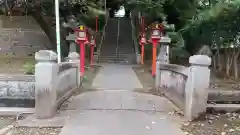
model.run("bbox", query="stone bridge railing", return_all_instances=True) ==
[35,50,80,119]
[155,55,211,121]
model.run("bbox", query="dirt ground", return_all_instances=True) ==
[211,80,240,90]
[132,65,158,94]
[82,64,101,89]
[10,127,61,135]
[182,113,240,135]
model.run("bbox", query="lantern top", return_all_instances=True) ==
[152,24,163,30]
[79,25,85,30]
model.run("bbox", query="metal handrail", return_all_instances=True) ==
[116,17,120,62]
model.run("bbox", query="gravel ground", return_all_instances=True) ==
[181,113,240,135]
[0,116,61,135]
[0,116,16,129]
[10,127,61,135]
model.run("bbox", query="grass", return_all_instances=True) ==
[0,55,35,74]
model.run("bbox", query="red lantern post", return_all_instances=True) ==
[90,36,96,65]
[140,33,147,64]
[150,24,162,76]
[75,25,88,76]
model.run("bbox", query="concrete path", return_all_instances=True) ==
[60,110,185,135]
[61,91,178,112]
[59,64,185,135]
[60,91,185,135]
[92,64,143,90]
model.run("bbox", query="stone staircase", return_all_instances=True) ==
[98,18,118,63]
[118,18,136,63]
[98,18,136,64]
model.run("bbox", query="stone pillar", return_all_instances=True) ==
[35,50,58,119]
[68,52,81,86]
[184,55,211,121]
[66,33,77,53]
[69,42,77,52]
[155,61,161,88]
[155,36,171,88]
[157,36,171,64]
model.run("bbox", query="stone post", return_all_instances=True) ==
[69,42,77,52]
[155,36,171,88]
[155,61,161,88]
[68,52,81,86]
[35,50,58,119]
[184,55,211,121]
[66,33,77,53]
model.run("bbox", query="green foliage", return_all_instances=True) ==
[127,0,167,25]
[23,62,35,75]
[77,14,106,31]
[39,0,240,58]
[128,0,189,59]
[167,32,184,48]
[180,0,240,50]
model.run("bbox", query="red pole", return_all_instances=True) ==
[96,16,98,32]
[152,40,157,76]
[141,44,144,65]
[80,42,85,76]
[90,45,94,64]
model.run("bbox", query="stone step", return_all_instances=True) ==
[99,56,134,61]
[115,48,134,51]
[98,60,129,64]
[98,57,134,61]
[100,51,134,54]
[99,56,134,59]
[99,54,133,58]
[98,59,129,64]
[98,60,133,64]
[99,55,134,58]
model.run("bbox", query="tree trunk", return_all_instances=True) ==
[226,55,231,78]
[4,0,10,16]
[212,52,217,70]
[225,48,233,78]
[216,50,222,71]
[233,48,240,80]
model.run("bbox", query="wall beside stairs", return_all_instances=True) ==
[0,16,50,56]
